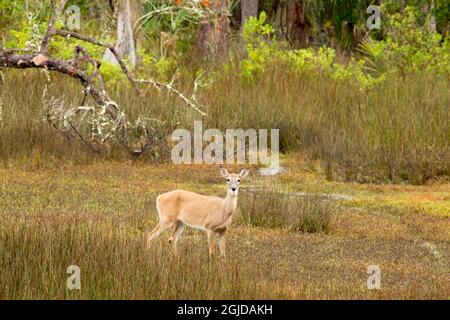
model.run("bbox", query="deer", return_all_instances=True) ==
[146,168,250,258]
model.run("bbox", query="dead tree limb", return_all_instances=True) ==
[54,28,206,115]
[41,0,69,54]
[0,0,206,156]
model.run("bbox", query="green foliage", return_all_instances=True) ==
[138,48,178,81]
[139,0,205,56]
[240,12,383,90]
[154,56,177,79]
[242,11,275,44]
[381,6,449,74]
[99,62,124,85]
[240,12,278,83]
[0,0,49,31]
[50,36,105,60]
[304,0,373,48]
[358,6,450,77]
[240,9,450,90]
[285,47,335,74]
[4,14,47,50]
[383,0,450,35]
[358,36,389,75]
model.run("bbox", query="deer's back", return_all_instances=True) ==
[157,190,223,227]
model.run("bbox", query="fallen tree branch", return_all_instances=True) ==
[54,28,206,115]
[136,78,207,117]
[0,0,207,156]
[55,29,141,94]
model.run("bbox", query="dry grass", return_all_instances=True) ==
[0,213,277,299]
[239,187,337,233]
[0,162,448,299]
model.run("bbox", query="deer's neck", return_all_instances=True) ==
[223,191,238,216]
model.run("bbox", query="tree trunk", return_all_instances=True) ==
[420,1,437,33]
[241,0,258,27]
[196,0,229,58]
[283,1,310,48]
[103,0,141,67]
[429,0,437,33]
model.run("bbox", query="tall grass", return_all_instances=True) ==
[1,211,446,300]
[0,65,448,183]
[239,187,336,233]
[205,65,449,184]
[0,213,281,299]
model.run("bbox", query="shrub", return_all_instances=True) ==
[240,12,278,83]
[361,6,450,76]
[240,13,383,90]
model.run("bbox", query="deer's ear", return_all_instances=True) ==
[219,168,228,178]
[239,169,250,178]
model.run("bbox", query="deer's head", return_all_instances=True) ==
[219,168,249,196]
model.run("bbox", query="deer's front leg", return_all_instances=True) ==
[218,234,226,258]
[207,230,215,258]
[215,227,227,258]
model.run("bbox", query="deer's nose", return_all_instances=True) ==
[231,187,236,192]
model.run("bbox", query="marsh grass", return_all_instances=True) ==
[239,187,337,233]
[1,210,447,300]
[0,65,449,183]
[0,213,283,299]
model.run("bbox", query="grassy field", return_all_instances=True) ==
[0,157,448,299]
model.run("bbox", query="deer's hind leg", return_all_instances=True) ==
[146,220,174,249]
[168,220,185,254]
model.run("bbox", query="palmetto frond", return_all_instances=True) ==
[358,35,387,75]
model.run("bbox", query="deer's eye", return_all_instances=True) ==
[237,179,240,182]
[227,179,230,182]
